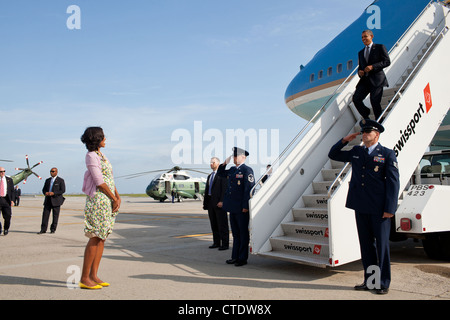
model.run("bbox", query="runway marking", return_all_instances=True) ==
[172,233,212,239]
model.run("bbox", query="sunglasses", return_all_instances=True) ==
[0,171,5,173]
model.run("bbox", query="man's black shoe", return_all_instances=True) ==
[375,287,389,295]
[354,283,370,291]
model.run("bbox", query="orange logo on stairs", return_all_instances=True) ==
[424,83,432,113]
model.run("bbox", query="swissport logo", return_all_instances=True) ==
[424,83,432,112]
[393,83,433,157]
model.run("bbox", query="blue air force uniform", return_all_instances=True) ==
[217,148,255,265]
[328,120,400,291]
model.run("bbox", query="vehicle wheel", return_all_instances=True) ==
[422,232,450,261]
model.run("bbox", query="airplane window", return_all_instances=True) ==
[347,60,353,70]
[327,67,332,77]
[318,70,323,79]
[337,63,343,73]
[310,73,315,82]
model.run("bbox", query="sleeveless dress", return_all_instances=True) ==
[84,151,118,240]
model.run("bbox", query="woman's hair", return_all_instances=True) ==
[81,127,105,152]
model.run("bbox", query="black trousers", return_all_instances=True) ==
[40,204,61,232]
[355,212,392,289]
[352,80,384,120]
[229,211,250,262]
[207,204,229,247]
[0,197,12,231]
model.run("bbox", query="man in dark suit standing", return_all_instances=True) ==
[38,167,66,234]
[352,30,391,121]
[0,167,15,235]
[328,120,400,294]
[217,147,255,266]
[203,157,229,250]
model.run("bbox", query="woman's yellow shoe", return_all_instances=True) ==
[79,282,102,290]
[96,282,110,287]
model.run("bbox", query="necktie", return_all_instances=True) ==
[365,147,369,155]
[208,172,215,195]
[0,178,5,197]
[364,46,370,62]
[50,178,55,191]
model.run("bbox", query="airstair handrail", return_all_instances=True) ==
[326,20,449,199]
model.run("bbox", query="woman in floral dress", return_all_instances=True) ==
[79,127,121,289]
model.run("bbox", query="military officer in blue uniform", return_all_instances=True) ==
[217,147,255,266]
[328,119,400,294]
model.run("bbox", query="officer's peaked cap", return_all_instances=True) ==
[359,119,385,133]
[233,147,249,156]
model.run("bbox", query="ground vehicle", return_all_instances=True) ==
[396,149,450,260]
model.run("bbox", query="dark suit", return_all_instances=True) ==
[40,176,66,233]
[217,163,255,263]
[0,176,15,233]
[353,43,391,120]
[328,139,399,289]
[203,171,229,248]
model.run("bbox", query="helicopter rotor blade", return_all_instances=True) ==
[181,169,209,175]
[0,159,13,162]
[117,166,209,179]
[32,172,43,180]
[31,161,44,169]
[25,155,30,168]
[115,169,173,179]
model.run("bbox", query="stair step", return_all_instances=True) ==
[292,207,329,223]
[321,167,349,181]
[258,251,329,268]
[330,159,345,169]
[312,181,337,194]
[302,194,329,208]
[281,221,329,241]
[270,236,330,258]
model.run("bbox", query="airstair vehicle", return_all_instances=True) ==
[249,1,450,267]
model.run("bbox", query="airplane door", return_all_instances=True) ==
[165,181,171,193]
[194,182,199,193]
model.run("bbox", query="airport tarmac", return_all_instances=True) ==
[0,196,449,302]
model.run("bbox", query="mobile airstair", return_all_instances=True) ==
[249,1,450,267]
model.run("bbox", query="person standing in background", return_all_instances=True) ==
[203,157,229,251]
[14,186,21,206]
[38,167,66,234]
[0,167,15,236]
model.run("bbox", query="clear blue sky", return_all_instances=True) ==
[0,0,373,194]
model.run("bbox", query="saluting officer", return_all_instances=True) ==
[217,147,255,266]
[328,119,400,294]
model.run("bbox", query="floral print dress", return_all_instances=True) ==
[84,152,118,240]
